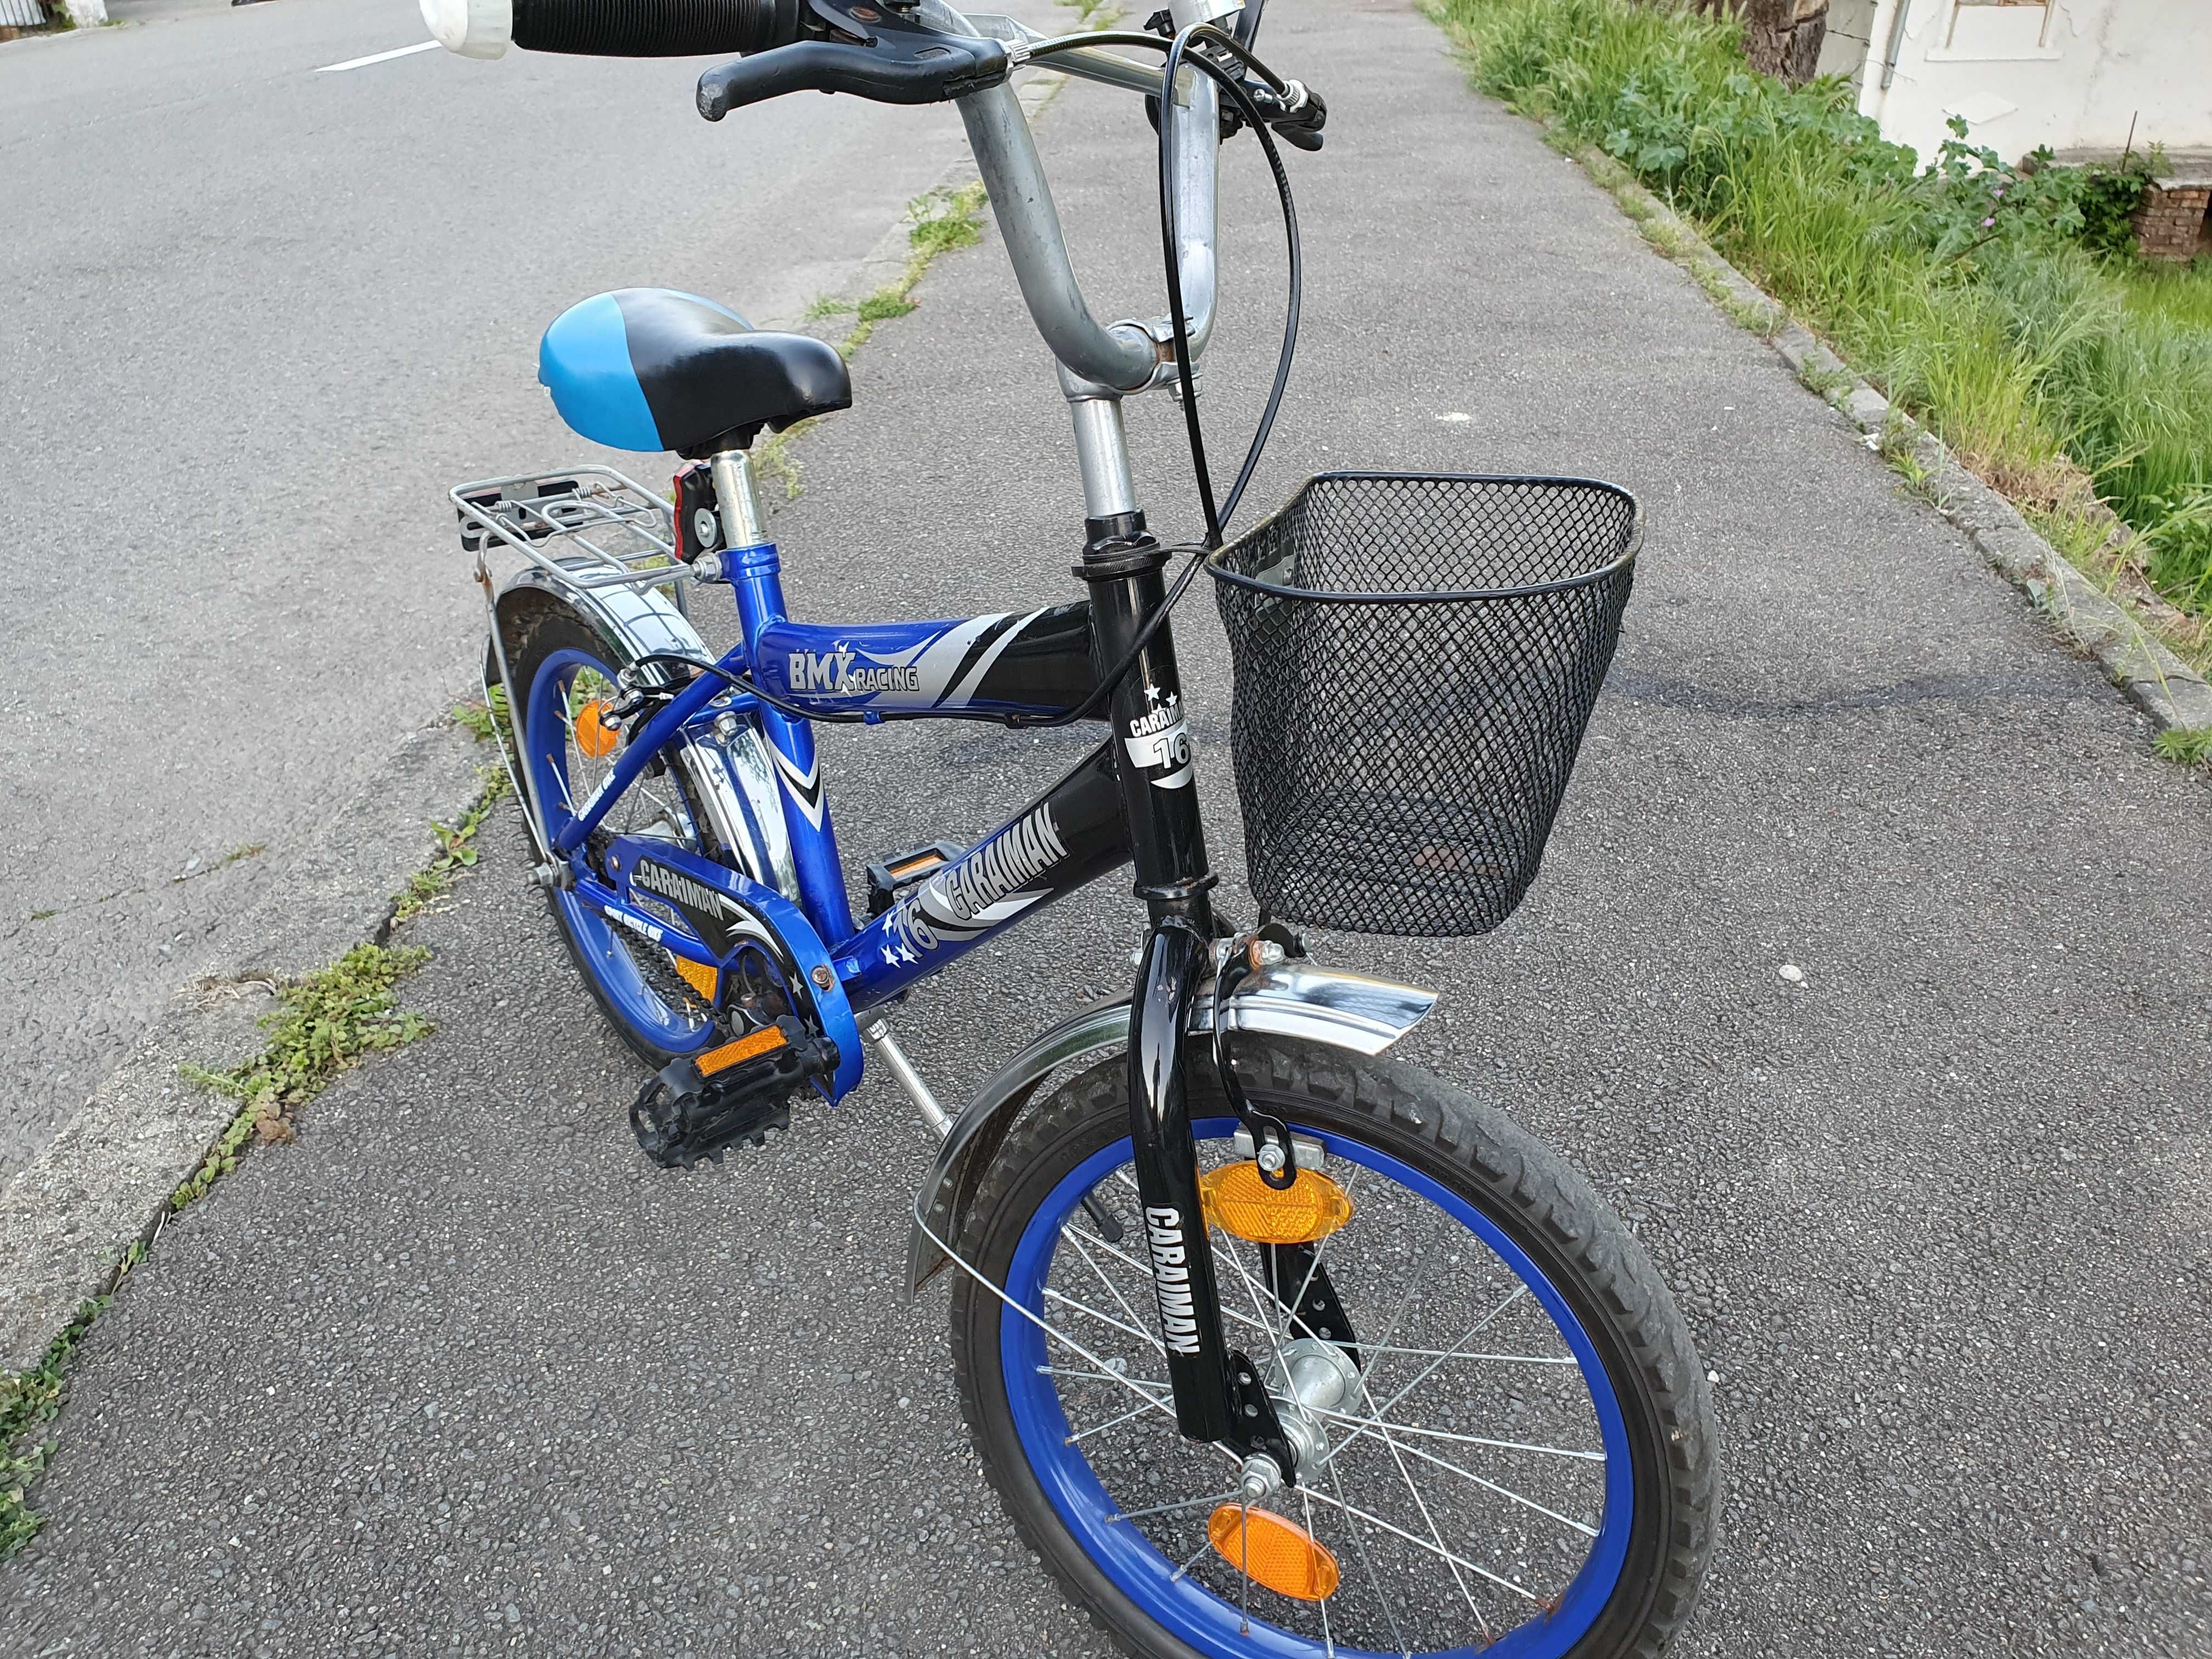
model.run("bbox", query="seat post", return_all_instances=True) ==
[709,449,771,552]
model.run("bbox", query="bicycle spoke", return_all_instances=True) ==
[1322,1436,1411,1659]
[1168,1532,1217,1585]
[1215,1228,1295,1376]
[1297,1482,1340,1658]
[1373,1284,1532,1418]
[1045,1285,1166,1353]
[1358,1250,1433,1399]
[1316,1409,1604,1462]
[1297,1479,1540,1603]
[1330,1420,1598,1537]
[1238,1495,1255,1635]
[1038,1364,1170,1395]
[1106,1488,1244,1525]
[1067,1224,1276,1340]
[1066,1230,1164,1355]
[1354,1370,1492,1638]
[1067,1396,1171,1447]
[1356,1344,1576,1366]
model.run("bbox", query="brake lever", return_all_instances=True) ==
[697,0,1009,121]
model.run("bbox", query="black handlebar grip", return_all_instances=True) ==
[510,0,804,58]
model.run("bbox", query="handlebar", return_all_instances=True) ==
[421,0,1318,400]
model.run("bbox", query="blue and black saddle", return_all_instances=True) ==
[538,288,851,458]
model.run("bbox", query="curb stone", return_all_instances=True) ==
[0,712,487,1375]
[1570,143,2212,743]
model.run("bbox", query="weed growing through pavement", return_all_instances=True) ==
[1877,415,1940,504]
[392,769,511,926]
[764,180,994,501]
[451,683,510,746]
[0,1291,109,1560]
[174,941,433,1188]
[1798,361,1855,402]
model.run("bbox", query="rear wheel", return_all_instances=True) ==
[509,607,718,1068]
[950,1040,1716,1658]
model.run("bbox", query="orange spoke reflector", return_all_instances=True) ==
[672,956,718,1001]
[696,1023,787,1077]
[1207,1505,1340,1602]
[1198,1161,1353,1246]
[574,698,620,759]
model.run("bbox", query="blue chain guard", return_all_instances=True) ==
[599,837,864,1102]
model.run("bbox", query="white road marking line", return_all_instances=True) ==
[315,40,440,73]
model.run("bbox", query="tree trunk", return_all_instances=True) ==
[1689,0,1830,84]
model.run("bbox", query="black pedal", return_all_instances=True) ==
[629,1016,840,1169]
[865,839,963,917]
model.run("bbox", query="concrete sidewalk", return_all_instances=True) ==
[7,0,2210,1653]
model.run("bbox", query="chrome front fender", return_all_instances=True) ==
[904,963,1438,1298]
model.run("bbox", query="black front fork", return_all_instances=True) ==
[1084,516,1251,1453]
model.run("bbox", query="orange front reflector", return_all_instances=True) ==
[672,956,718,1001]
[1199,1161,1353,1245]
[696,1023,787,1077]
[574,698,620,759]
[1207,1505,1339,1602]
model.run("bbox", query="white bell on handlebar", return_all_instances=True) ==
[420,0,511,58]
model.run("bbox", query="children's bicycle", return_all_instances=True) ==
[428,0,1716,1650]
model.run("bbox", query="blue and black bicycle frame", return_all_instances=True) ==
[492,471,1277,1454]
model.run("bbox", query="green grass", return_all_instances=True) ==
[391,769,511,926]
[1427,0,2212,619]
[2154,725,2212,765]
[2121,259,2212,331]
[451,683,510,745]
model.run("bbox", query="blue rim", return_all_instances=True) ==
[999,1116,1634,1659]
[524,646,714,1057]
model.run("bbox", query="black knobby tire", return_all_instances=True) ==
[948,1039,1717,1659]
[506,605,710,1070]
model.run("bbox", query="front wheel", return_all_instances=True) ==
[949,1040,1716,1658]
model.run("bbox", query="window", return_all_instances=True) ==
[1946,0,2055,53]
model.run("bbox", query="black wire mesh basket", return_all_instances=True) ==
[1206,472,1640,937]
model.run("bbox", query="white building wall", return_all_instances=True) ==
[1857,0,2212,166]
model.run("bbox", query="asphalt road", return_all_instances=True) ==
[6,0,2212,1653]
[0,0,1008,1177]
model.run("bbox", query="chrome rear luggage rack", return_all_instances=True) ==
[451,465,682,596]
